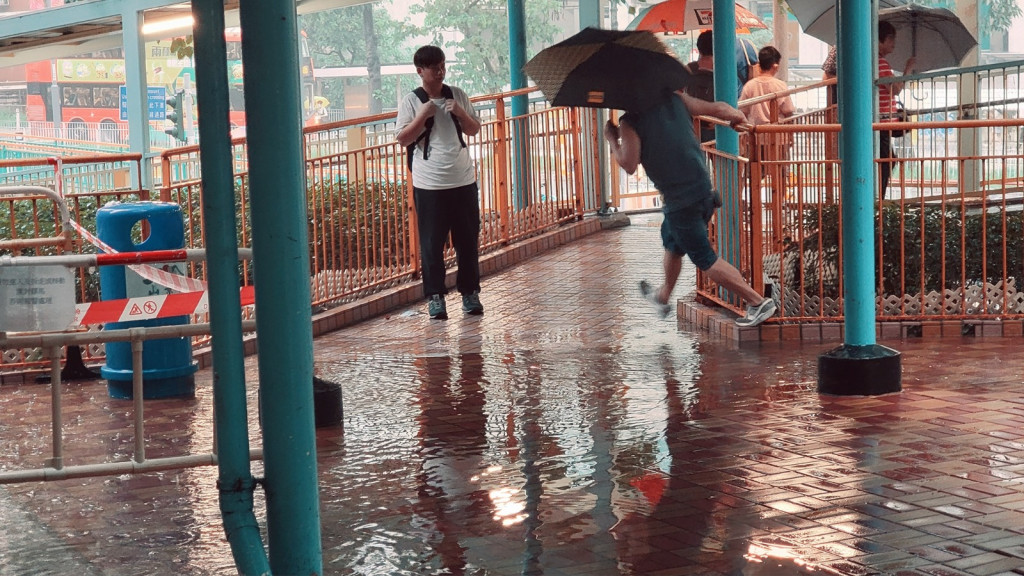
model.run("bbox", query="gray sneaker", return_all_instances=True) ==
[639,280,672,319]
[735,298,776,327]
[428,294,448,320]
[462,291,484,315]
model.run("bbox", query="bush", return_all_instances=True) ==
[798,202,1024,297]
[307,176,410,272]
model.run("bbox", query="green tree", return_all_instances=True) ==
[413,0,564,96]
[917,0,1021,33]
[300,3,418,113]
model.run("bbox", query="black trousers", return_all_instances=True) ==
[879,131,895,200]
[413,183,481,298]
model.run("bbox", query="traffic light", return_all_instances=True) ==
[165,90,187,143]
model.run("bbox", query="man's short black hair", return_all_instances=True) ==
[414,45,445,68]
[879,21,896,43]
[758,45,782,71]
[696,30,713,57]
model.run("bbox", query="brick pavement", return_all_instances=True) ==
[2,214,1024,575]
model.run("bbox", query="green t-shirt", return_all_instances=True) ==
[621,95,712,212]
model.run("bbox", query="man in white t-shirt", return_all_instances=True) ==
[396,46,483,320]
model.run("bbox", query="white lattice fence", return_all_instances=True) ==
[764,253,1024,318]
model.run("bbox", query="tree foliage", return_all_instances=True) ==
[412,0,564,96]
[919,0,1021,33]
[300,3,418,112]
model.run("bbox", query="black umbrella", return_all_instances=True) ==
[524,28,692,112]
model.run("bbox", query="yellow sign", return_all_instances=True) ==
[55,59,126,84]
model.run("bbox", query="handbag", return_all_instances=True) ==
[885,102,908,138]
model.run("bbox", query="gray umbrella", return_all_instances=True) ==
[786,0,905,44]
[879,4,977,72]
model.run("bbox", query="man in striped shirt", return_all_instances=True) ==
[878,20,916,199]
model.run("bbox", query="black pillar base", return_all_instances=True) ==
[35,345,102,384]
[62,345,102,380]
[313,376,344,428]
[818,344,902,396]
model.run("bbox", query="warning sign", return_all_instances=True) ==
[0,265,76,332]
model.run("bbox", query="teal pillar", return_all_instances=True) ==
[579,0,599,28]
[120,8,151,190]
[818,0,901,395]
[508,0,530,209]
[238,1,323,573]
[713,0,741,283]
[711,0,738,151]
[192,0,271,574]
[579,0,610,212]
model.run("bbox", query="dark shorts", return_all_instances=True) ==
[660,194,719,271]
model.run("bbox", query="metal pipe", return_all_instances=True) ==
[47,348,63,470]
[0,185,70,225]
[0,450,263,484]
[194,0,272,572]
[0,248,253,268]
[240,0,322,571]
[131,335,146,463]
[0,320,256,348]
[839,0,877,346]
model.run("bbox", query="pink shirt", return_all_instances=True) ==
[739,75,795,126]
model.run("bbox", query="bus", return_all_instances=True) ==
[23,28,322,143]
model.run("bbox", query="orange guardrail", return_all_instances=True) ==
[1,88,604,373]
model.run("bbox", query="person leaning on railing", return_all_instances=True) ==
[740,45,796,199]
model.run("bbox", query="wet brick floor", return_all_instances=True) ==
[2,214,1024,575]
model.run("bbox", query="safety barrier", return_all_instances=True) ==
[0,321,260,484]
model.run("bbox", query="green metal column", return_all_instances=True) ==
[712,0,741,282]
[579,0,609,212]
[839,0,876,347]
[238,1,323,573]
[120,8,151,190]
[508,0,530,208]
[711,0,738,150]
[818,0,901,395]
[192,0,270,574]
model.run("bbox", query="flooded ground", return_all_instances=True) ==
[3,215,1024,575]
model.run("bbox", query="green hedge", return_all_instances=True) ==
[798,202,1024,297]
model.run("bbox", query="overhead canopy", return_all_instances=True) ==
[0,0,366,67]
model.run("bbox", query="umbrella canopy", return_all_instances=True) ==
[523,28,691,112]
[879,4,977,72]
[787,0,905,44]
[626,0,767,34]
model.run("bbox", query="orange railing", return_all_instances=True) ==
[1,89,603,373]
[695,116,1024,327]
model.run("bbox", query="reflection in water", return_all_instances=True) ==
[413,353,491,575]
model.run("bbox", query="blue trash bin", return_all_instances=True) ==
[97,202,197,399]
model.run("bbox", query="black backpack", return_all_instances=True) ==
[684,62,716,143]
[407,84,466,171]
[684,62,715,103]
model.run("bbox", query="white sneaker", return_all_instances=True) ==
[735,298,776,327]
[639,280,672,319]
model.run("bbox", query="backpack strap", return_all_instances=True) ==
[407,84,467,171]
[408,87,433,170]
[441,84,466,149]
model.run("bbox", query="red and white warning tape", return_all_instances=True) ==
[73,286,256,326]
[67,218,207,293]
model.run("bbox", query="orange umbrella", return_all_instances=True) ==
[626,0,767,35]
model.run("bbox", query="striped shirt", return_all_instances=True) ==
[878,57,898,120]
